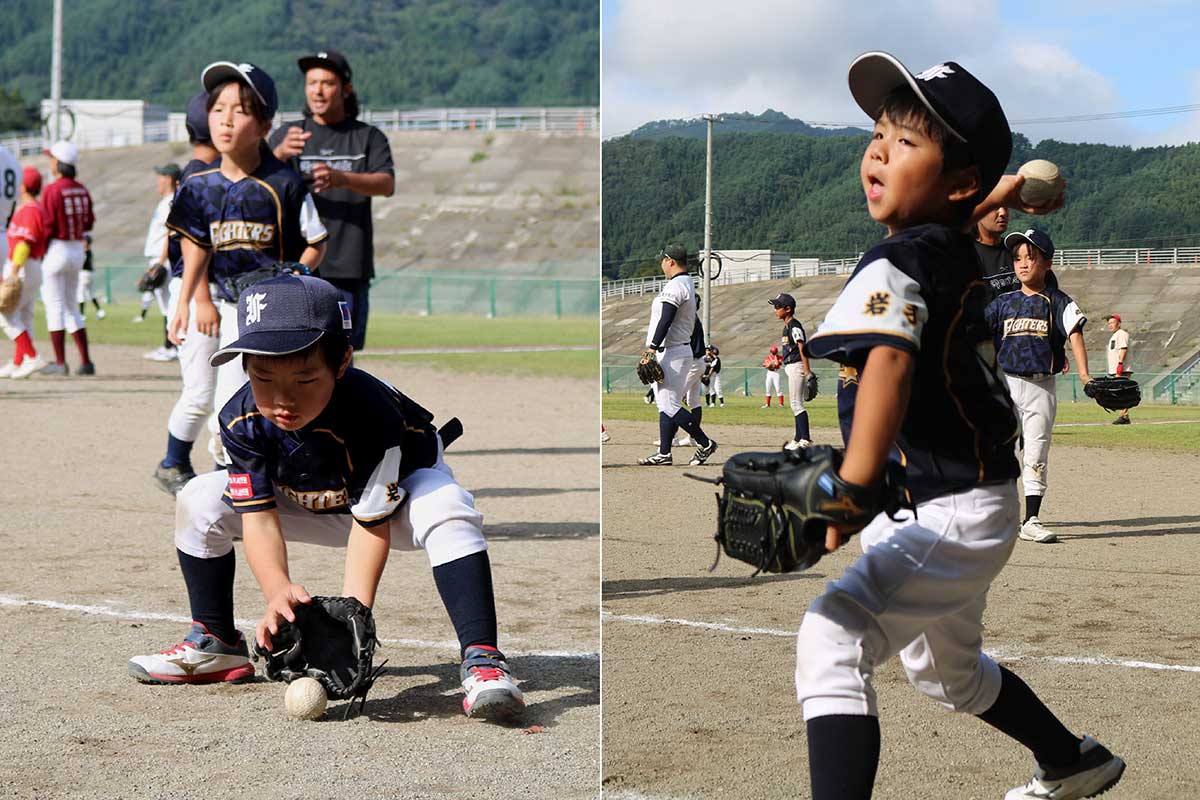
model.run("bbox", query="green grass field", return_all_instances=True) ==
[603,392,1200,453]
[25,304,598,379]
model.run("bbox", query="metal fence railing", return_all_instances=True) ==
[1,106,600,156]
[602,246,1200,299]
[603,357,1200,406]
[98,266,597,318]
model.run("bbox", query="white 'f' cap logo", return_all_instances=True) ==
[245,291,268,325]
[915,64,955,81]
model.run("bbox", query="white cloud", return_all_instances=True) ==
[603,0,1140,145]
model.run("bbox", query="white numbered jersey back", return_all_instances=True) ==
[0,146,20,228]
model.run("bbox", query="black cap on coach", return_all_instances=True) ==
[298,50,352,83]
[1004,228,1055,261]
[660,243,688,264]
[848,52,1012,201]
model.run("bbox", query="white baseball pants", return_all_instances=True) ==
[203,299,250,465]
[764,369,781,398]
[784,362,807,415]
[1,258,42,340]
[166,278,218,443]
[654,345,701,416]
[1005,374,1057,497]
[175,452,487,568]
[77,269,96,303]
[795,482,1018,720]
[40,239,86,333]
[708,373,723,397]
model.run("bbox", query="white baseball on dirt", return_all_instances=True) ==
[1017,159,1065,208]
[285,677,328,720]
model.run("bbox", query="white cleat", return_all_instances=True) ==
[1005,736,1124,799]
[9,356,48,379]
[1019,516,1058,543]
[0,362,16,378]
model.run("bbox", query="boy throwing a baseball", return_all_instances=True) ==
[796,53,1122,799]
[130,274,524,720]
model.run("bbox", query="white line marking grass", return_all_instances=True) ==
[604,611,1200,674]
[0,595,597,659]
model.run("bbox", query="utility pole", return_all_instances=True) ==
[50,0,63,142]
[702,114,719,345]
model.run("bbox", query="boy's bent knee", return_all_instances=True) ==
[174,470,239,559]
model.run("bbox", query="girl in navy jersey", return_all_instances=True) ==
[167,62,327,465]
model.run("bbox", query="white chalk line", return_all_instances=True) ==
[359,345,596,356]
[1055,418,1200,428]
[604,611,1200,674]
[0,595,597,660]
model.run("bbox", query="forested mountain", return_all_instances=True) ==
[0,0,598,131]
[625,109,862,140]
[603,128,1200,280]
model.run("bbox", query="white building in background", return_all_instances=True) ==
[39,99,168,148]
[714,249,793,283]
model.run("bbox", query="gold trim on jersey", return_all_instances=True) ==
[165,221,208,247]
[312,428,354,473]
[353,506,398,523]
[225,411,263,430]
[246,176,284,260]
[224,493,275,507]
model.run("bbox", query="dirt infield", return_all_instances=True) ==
[601,418,1200,799]
[0,345,599,799]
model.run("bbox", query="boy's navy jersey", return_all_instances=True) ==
[165,144,328,300]
[781,318,806,364]
[985,288,1085,376]
[167,158,216,279]
[708,355,721,374]
[219,368,440,528]
[806,223,1019,504]
[975,239,1058,300]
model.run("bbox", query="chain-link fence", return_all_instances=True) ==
[603,356,1200,406]
[97,266,598,318]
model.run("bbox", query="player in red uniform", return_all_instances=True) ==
[38,141,96,375]
[1,167,51,379]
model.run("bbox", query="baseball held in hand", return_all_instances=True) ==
[1017,160,1065,208]
[285,677,328,720]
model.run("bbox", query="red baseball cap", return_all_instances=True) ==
[22,166,41,194]
[1105,314,1122,322]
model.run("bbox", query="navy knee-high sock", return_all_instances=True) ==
[671,407,710,446]
[658,412,677,454]
[177,549,238,643]
[807,714,880,800]
[692,405,703,428]
[162,433,195,470]
[432,550,499,657]
[795,410,811,441]
[977,665,1081,767]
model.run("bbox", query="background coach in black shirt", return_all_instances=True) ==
[271,49,394,350]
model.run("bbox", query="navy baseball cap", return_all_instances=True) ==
[768,292,796,309]
[154,163,182,181]
[184,91,211,144]
[210,274,352,367]
[201,61,278,119]
[848,52,1012,201]
[1004,228,1055,260]
[298,50,352,83]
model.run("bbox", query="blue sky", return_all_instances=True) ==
[603,0,1200,146]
